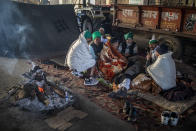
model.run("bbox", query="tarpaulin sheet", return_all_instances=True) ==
[0,0,79,58]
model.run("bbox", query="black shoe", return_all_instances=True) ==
[108,87,127,99]
[123,100,130,114]
[127,106,137,122]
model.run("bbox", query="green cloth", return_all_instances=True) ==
[124,32,133,40]
[92,31,101,40]
[149,39,158,44]
[84,30,91,39]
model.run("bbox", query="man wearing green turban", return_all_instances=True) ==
[119,32,138,58]
[124,32,133,40]
[99,27,108,44]
[84,30,92,43]
[145,39,159,68]
[84,31,104,86]
[90,31,103,59]
[92,31,101,41]
[65,30,95,78]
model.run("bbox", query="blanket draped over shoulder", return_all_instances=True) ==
[65,32,96,72]
[147,52,176,90]
[98,42,127,81]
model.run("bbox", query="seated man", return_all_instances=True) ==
[145,39,159,68]
[84,31,104,86]
[65,30,96,77]
[99,27,108,44]
[147,43,176,91]
[117,38,159,86]
[119,32,138,58]
[98,37,127,81]
[89,31,103,60]
[110,44,175,98]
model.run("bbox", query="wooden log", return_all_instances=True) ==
[47,82,65,98]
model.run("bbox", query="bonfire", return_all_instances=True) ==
[14,63,74,112]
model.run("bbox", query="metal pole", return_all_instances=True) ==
[113,0,117,25]
[83,0,86,7]
[193,0,195,7]
[185,0,189,5]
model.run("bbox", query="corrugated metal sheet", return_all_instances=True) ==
[115,5,196,36]
[183,9,196,34]
[160,8,182,31]
[141,6,159,29]
[117,6,139,27]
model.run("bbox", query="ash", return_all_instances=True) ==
[16,62,74,112]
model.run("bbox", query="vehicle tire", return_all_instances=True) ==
[82,17,93,33]
[158,36,183,59]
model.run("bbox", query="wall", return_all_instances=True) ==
[95,0,107,5]
[117,0,129,4]
[49,0,59,4]
[14,0,41,4]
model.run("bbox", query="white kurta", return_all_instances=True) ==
[66,32,96,72]
[147,52,176,90]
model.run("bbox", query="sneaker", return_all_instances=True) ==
[170,112,179,126]
[108,87,127,99]
[128,107,137,122]
[84,77,99,86]
[117,87,128,98]
[123,101,131,114]
[71,70,77,75]
[161,111,170,125]
[119,78,131,90]
[71,71,83,77]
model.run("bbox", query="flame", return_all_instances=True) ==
[38,86,44,93]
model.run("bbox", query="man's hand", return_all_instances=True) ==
[146,53,151,60]
[121,56,127,62]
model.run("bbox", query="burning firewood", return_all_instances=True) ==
[14,63,74,112]
[47,82,65,98]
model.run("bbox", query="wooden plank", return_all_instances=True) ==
[60,110,79,121]
[57,106,74,117]
[45,117,66,129]
[57,122,72,131]
[45,107,87,131]
[74,110,88,119]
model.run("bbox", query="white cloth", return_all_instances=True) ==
[151,48,157,62]
[119,78,131,90]
[147,52,176,90]
[66,32,96,72]
[101,35,108,44]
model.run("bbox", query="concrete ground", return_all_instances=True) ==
[50,56,196,131]
[0,56,135,131]
[0,56,196,131]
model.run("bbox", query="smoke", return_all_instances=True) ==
[0,0,33,75]
[0,0,33,58]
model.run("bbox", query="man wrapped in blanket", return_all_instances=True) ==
[65,30,96,77]
[109,32,143,98]
[98,37,127,81]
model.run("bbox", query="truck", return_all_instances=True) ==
[112,0,196,61]
[74,0,111,33]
